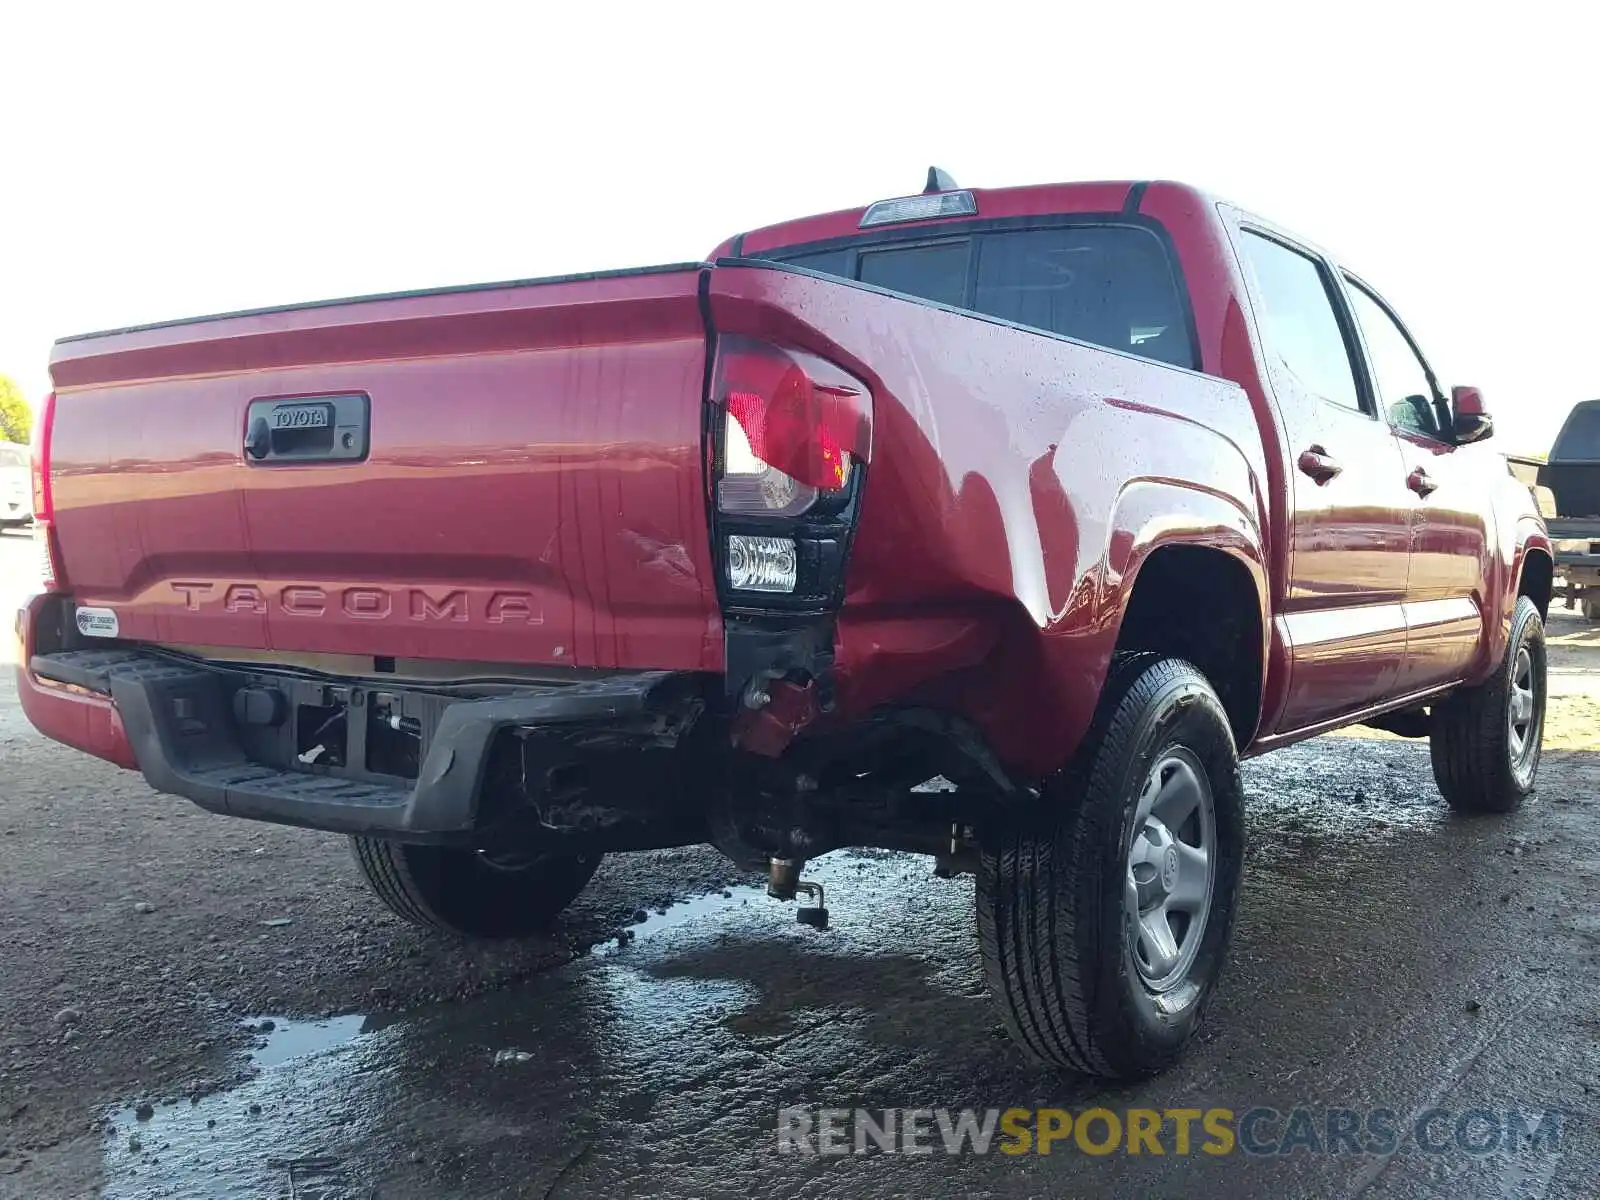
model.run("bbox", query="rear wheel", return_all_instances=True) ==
[350,837,601,938]
[1583,595,1600,623]
[976,655,1244,1079]
[1429,595,1547,813]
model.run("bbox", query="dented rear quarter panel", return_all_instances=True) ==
[708,254,1272,777]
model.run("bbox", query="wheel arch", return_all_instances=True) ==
[1517,544,1554,619]
[1108,516,1270,752]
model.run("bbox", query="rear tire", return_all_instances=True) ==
[1429,596,1546,813]
[350,837,601,938]
[976,655,1245,1079]
[1583,596,1600,623]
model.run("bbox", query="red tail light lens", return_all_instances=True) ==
[714,337,871,514]
[31,391,54,520]
[31,390,65,592]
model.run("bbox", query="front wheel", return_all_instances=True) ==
[976,655,1244,1079]
[1429,595,1547,813]
[350,838,601,938]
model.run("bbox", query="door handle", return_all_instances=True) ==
[1297,446,1342,484]
[1407,467,1439,497]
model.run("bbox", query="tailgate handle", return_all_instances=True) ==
[244,394,370,465]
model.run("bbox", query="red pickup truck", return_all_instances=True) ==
[16,173,1551,1079]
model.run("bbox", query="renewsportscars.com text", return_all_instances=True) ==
[776,1106,1565,1157]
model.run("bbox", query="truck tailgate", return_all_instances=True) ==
[46,266,721,672]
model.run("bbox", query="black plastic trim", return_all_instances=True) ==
[42,647,696,843]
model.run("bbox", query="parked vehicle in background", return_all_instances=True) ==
[1505,452,1545,497]
[1540,401,1600,620]
[0,442,34,530]
[16,173,1551,1079]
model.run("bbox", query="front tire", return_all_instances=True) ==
[1429,595,1547,813]
[350,838,601,938]
[977,655,1245,1079]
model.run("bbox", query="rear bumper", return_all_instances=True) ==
[15,594,139,770]
[1550,519,1600,572]
[17,596,700,843]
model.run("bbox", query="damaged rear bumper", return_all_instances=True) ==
[17,597,703,843]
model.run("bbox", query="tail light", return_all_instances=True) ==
[714,337,872,518]
[709,337,872,604]
[31,390,66,592]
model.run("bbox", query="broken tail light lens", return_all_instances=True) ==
[714,337,872,517]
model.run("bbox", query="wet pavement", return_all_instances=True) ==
[96,737,1599,1200]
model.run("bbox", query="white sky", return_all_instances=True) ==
[1,2,1591,455]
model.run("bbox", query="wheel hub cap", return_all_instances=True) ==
[1125,748,1217,994]
[1508,645,1540,774]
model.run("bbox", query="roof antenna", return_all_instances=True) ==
[924,166,959,194]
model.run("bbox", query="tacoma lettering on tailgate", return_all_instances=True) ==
[166,582,543,624]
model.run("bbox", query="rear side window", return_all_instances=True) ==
[975,228,1193,368]
[781,249,853,279]
[859,243,969,308]
[1238,232,1364,414]
[770,225,1196,370]
[1551,403,1600,461]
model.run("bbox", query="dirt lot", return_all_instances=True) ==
[1,529,1596,1199]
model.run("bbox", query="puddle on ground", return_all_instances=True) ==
[99,880,807,1198]
[104,1011,388,1199]
[591,883,768,957]
[244,1014,368,1069]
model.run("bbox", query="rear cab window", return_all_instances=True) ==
[766,224,1197,371]
[1551,403,1600,462]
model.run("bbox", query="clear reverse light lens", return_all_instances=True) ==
[727,535,797,593]
[860,190,977,228]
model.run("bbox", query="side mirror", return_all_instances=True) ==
[1451,385,1494,444]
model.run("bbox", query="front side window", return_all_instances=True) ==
[1238,232,1363,413]
[771,224,1196,370]
[1345,281,1443,440]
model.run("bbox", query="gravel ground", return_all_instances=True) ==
[1,529,1596,1198]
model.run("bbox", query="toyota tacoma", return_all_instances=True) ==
[15,172,1552,1078]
